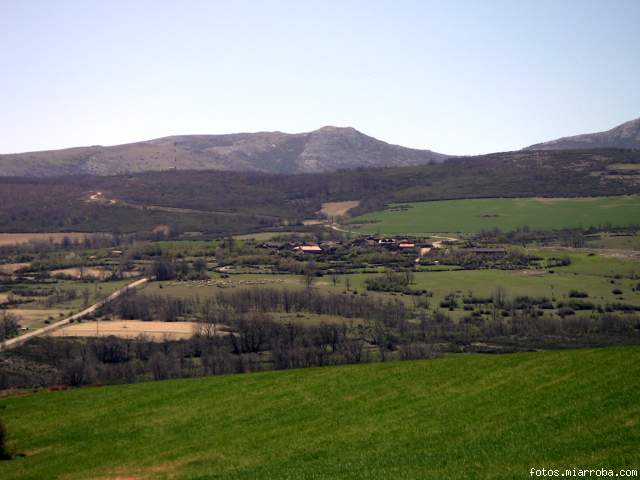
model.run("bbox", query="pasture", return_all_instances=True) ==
[136,250,640,322]
[348,196,640,234]
[339,268,639,316]
[1,347,638,479]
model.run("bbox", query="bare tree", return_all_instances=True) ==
[303,260,317,289]
[195,298,219,339]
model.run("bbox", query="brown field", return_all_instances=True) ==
[0,263,30,274]
[0,232,97,247]
[320,200,360,218]
[51,320,202,341]
[51,267,110,280]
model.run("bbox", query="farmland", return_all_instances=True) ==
[51,320,200,341]
[1,192,640,414]
[1,346,639,479]
[135,250,640,322]
[348,196,640,234]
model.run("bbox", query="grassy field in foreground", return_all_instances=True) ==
[1,347,639,479]
[348,196,640,234]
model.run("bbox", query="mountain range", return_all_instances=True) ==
[525,117,640,151]
[1,117,638,177]
[0,126,446,177]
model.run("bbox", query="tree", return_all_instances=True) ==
[196,298,219,339]
[303,260,317,289]
[0,313,20,341]
[150,257,176,281]
[82,288,91,307]
[0,418,11,460]
[493,286,507,309]
[193,258,208,279]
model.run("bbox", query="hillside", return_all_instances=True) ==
[0,127,446,177]
[1,147,638,235]
[525,117,640,151]
[1,347,638,479]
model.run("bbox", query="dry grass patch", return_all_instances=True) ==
[0,232,98,246]
[320,200,360,218]
[0,263,30,274]
[51,267,111,280]
[51,320,202,341]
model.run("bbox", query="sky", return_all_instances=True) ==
[1,0,639,156]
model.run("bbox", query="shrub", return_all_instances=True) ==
[567,300,595,311]
[558,307,575,317]
[569,290,589,298]
[612,289,623,295]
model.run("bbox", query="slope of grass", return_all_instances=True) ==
[1,347,639,479]
[349,196,640,234]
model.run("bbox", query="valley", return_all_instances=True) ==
[3,3,639,478]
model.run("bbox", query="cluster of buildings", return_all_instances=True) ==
[288,237,507,259]
[292,237,426,255]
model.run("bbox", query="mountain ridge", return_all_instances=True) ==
[0,126,447,177]
[525,117,640,151]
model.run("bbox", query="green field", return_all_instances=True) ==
[1,347,639,479]
[348,196,640,234]
[586,233,640,250]
[336,268,639,318]
[141,250,640,320]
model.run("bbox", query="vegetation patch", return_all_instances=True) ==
[349,196,640,234]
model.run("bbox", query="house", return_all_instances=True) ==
[377,238,396,246]
[293,245,323,254]
[398,242,416,249]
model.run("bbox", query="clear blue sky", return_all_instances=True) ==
[1,0,639,155]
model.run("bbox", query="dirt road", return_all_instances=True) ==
[0,277,150,351]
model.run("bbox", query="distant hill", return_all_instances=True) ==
[525,117,640,151]
[0,126,447,177]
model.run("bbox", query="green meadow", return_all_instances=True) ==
[142,250,640,319]
[348,196,640,234]
[1,347,639,480]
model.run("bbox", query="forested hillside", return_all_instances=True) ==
[0,149,638,234]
